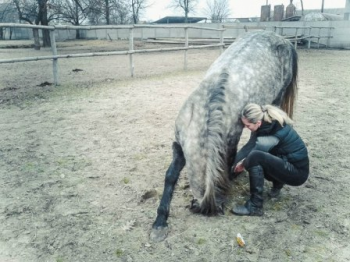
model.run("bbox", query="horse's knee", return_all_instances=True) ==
[172,141,183,155]
[173,141,185,157]
[172,142,186,169]
[165,165,179,185]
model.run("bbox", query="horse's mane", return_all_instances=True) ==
[199,72,231,214]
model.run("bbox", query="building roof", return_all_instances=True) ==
[152,16,207,24]
[297,8,345,16]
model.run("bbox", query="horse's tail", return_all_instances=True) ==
[280,43,298,119]
[198,74,231,215]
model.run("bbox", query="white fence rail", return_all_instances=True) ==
[273,25,334,48]
[0,24,225,86]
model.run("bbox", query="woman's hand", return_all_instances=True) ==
[234,159,245,173]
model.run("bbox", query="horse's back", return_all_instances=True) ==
[205,30,297,116]
[176,31,296,145]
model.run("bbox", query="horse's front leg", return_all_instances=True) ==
[150,142,186,242]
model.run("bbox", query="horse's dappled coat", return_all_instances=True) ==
[151,31,298,241]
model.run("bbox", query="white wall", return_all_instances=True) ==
[82,21,350,49]
[112,21,348,49]
[8,20,348,49]
[345,0,350,20]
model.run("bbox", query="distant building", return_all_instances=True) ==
[152,16,207,24]
[273,7,345,22]
[296,8,345,17]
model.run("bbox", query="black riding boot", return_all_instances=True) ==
[232,165,264,216]
[268,181,284,198]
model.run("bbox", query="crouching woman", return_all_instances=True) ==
[232,103,309,216]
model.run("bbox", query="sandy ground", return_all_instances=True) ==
[1,40,350,262]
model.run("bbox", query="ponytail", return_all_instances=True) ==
[242,103,293,126]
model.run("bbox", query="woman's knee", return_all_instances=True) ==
[245,150,267,168]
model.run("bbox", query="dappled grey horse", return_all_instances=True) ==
[150,31,298,241]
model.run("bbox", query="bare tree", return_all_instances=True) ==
[300,0,304,16]
[88,0,131,25]
[13,0,40,48]
[113,0,130,24]
[37,0,51,46]
[170,0,199,23]
[131,0,148,24]
[0,0,18,39]
[12,0,53,48]
[204,0,230,23]
[0,0,17,22]
[12,0,37,24]
[50,0,89,38]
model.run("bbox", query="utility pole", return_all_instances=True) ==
[321,0,325,13]
[345,0,350,20]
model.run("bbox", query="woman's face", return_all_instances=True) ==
[241,117,261,132]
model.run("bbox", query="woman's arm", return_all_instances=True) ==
[232,135,280,174]
[233,132,257,166]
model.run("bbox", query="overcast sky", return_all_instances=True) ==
[143,0,347,21]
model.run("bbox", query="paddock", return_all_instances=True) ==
[0,41,350,261]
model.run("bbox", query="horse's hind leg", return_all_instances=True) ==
[150,142,186,242]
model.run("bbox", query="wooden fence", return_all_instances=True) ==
[0,23,225,86]
[273,25,334,49]
[0,23,334,86]
[223,24,334,49]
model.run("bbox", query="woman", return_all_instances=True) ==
[232,103,309,216]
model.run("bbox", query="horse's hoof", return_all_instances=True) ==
[150,227,168,242]
[189,199,201,213]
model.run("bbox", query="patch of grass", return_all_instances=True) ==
[291,224,301,230]
[284,249,292,257]
[49,83,97,100]
[270,196,292,211]
[311,152,324,159]
[197,238,206,245]
[23,162,35,171]
[271,202,283,211]
[55,156,92,171]
[314,230,328,237]
[20,161,46,175]
[133,153,147,161]
[115,249,124,257]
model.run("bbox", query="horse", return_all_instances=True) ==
[150,31,298,242]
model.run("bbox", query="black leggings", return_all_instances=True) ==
[244,150,309,186]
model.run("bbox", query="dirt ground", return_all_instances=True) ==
[0,40,350,262]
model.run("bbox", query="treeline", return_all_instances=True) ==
[0,0,231,47]
[0,0,148,45]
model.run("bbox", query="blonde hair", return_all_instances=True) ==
[241,103,293,126]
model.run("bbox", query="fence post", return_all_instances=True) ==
[294,28,298,49]
[129,28,134,77]
[327,25,332,48]
[184,27,188,70]
[220,27,224,54]
[50,29,59,86]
